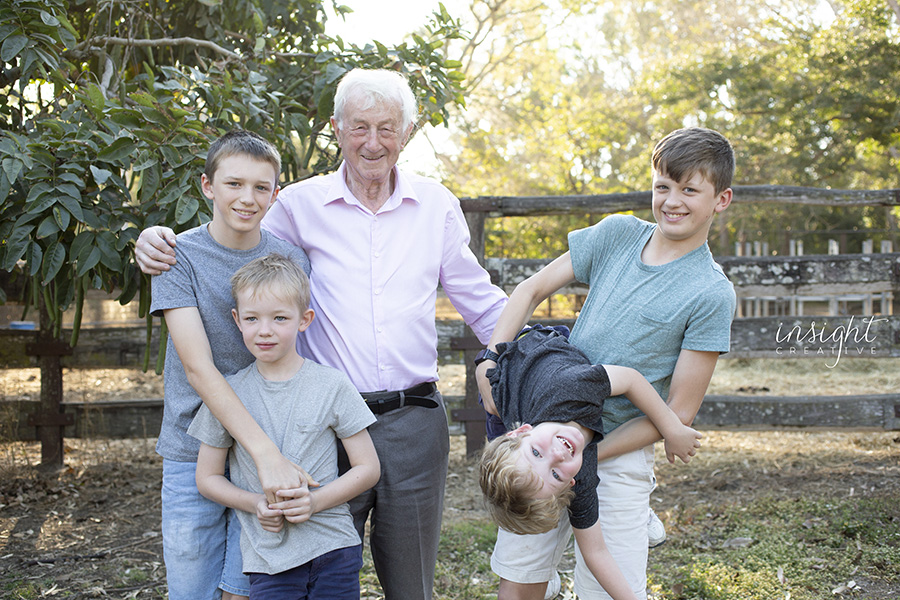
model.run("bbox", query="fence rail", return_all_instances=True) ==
[2,186,899,460]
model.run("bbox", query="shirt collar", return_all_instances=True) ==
[324,162,421,212]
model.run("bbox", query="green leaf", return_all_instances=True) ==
[25,241,43,276]
[90,165,113,185]
[58,172,85,187]
[69,231,94,262]
[1,35,28,63]
[97,137,138,163]
[52,205,71,231]
[57,183,82,199]
[2,158,22,183]
[130,91,157,108]
[0,25,17,45]
[1,226,31,269]
[40,11,61,27]
[75,246,102,277]
[42,241,66,284]
[85,83,106,114]
[56,195,85,221]
[140,162,161,202]
[36,215,59,238]
[174,195,200,224]
[95,232,122,270]
[325,63,347,84]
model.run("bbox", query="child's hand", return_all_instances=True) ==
[664,424,703,464]
[270,480,318,524]
[476,360,498,415]
[256,497,284,533]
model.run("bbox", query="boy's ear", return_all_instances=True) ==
[232,308,242,330]
[506,424,533,438]
[267,185,280,209]
[297,308,315,333]
[714,188,733,213]
[200,173,215,200]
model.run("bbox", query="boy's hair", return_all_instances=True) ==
[651,127,734,194]
[204,129,281,183]
[333,68,419,133]
[479,434,575,535]
[231,253,310,313]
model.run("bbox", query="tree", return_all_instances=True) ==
[0,0,466,465]
[436,0,900,257]
[1,0,466,345]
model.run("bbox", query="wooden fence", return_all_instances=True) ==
[1,185,899,460]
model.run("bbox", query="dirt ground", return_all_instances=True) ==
[1,366,899,598]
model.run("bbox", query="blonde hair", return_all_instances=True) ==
[479,434,575,535]
[230,253,310,313]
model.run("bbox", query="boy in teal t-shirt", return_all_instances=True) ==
[477,127,737,600]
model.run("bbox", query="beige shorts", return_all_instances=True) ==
[490,512,573,584]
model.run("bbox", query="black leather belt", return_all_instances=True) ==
[361,382,438,415]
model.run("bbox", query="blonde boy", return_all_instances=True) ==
[189,254,379,599]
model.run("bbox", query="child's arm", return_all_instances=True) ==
[164,307,315,501]
[476,253,577,413]
[596,349,718,462]
[572,524,640,600]
[195,443,284,533]
[272,429,380,525]
[603,365,702,464]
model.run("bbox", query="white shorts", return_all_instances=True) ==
[490,512,573,584]
[489,446,656,598]
[574,445,656,599]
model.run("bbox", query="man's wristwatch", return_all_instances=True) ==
[474,348,501,366]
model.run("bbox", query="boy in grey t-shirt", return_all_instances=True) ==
[150,130,311,600]
[190,254,379,599]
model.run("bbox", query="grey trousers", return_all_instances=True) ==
[339,389,450,600]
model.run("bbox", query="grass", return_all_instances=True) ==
[647,495,900,600]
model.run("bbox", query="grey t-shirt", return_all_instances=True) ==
[568,214,735,434]
[150,224,311,461]
[188,359,376,575]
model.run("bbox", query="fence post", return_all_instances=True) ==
[26,304,74,467]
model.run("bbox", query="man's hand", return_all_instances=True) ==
[475,360,498,415]
[663,424,702,464]
[135,226,177,275]
[269,481,318,524]
[256,497,284,533]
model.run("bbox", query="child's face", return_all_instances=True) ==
[232,289,312,366]
[510,422,584,499]
[651,169,731,247]
[203,154,279,247]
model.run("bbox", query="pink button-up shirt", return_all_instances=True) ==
[262,163,507,393]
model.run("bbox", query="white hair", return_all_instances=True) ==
[332,68,419,132]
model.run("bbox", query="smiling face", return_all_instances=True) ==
[510,422,585,499]
[203,154,279,249]
[651,169,732,251]
[331,97,412,195]
[232,288,312,374]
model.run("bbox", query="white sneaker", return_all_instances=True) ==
[648,508,667,548]
[544,571,561,599]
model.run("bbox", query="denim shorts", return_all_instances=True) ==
[161,459,250,599]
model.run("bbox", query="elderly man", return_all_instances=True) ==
[136,68,507,600]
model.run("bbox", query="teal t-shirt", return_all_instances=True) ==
[568,214,736,434]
